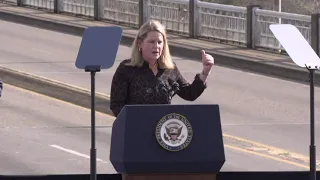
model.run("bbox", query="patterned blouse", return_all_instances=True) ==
[110,59,207,117]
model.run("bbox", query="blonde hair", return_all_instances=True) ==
[127,20,175,69]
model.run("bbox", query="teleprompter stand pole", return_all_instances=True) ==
[268,23,319,180]
[85,65,101,180]
[74,25,122,180]
[306,63,318,180]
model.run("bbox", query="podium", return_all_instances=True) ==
[109,104,225,180]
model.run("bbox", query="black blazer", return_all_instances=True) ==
[110,59,207,117]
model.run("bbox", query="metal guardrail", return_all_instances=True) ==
[1,0,320,54]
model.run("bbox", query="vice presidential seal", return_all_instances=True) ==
[155,113,193,152]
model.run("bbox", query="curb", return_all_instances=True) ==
[0,9,318,166]
[0,66,114,116]
[0,8,320,86]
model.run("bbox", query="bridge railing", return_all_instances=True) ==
[1,0,319,53]
[254,9,311,50]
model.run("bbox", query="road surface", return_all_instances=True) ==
[0,19,319,172]
[0,84,307,175]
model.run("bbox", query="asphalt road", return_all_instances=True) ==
[0,84,116,175]
[0,84,306,175]
[0,19,319,171]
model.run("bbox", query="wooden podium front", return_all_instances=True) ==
[122,173,216,180]
[109,105,225,179]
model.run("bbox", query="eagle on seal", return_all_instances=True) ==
[163,121,184,144]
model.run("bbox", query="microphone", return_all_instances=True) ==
[168,79,180,98]
[156,79,180,103]
[157,80,172,103]
[157,80,167,94]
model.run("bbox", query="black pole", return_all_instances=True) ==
[54,0,58,13]
[94,0,99,20]
[90,70,97,180]
[308,68,316,180]
[85,65,101,180]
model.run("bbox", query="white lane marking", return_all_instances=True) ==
[31,48,52,54]
[50,144,109,163]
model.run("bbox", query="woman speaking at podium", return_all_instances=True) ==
[110,20,214,117]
